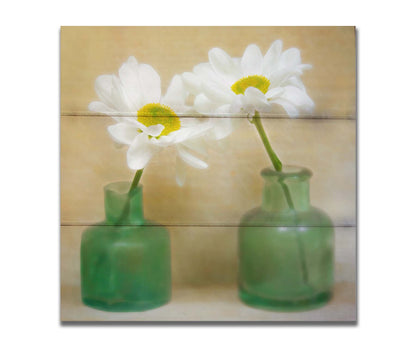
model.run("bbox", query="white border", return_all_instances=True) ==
[2,0,416,345]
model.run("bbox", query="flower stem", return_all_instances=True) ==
[251,111,309,286]
[251,111,282,172]
[128,169,143,195]
[116,169,144,225]
[251,112,294,209]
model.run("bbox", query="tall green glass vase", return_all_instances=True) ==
[80,182,171,312]
[239,166,334,311]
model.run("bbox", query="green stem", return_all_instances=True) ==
[251,112,282,172]
[252,112,294,209]
[251,111,309,285]
[128,169,143,195]
[280,180,295,210]
[116,169,144,225]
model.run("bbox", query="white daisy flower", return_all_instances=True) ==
[182,40,314,138]
[89,56,212,186]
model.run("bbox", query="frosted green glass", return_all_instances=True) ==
[81,182,171,312]
[239,167,334,311]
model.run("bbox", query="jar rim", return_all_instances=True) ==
[261,165,312,180]
[104,181,143,195]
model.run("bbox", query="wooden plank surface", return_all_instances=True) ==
[60,26,356,118]
[60,27,356,321]
[61,117,356,227]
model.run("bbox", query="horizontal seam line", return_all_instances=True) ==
[60,113,356,120]
[61,223,356,228]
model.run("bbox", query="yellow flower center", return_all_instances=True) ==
[231,75,270,95]
[137,103,181,137]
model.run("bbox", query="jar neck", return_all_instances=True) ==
[261,166,312,212]
[104,182,144,225]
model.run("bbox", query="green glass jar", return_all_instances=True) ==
[81,182,171,312]
[239,166,334,311]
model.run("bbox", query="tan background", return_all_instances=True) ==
[60,26,356,321]
[61,26,356,117]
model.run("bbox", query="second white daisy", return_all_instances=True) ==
[182,40,314,124]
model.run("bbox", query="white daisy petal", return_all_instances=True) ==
[241,44,263,76]
[182,72,201,95]
[177,145,208,169]
[145,124,164,137]
[123,117,153,133]
[279,47,302,70]
[181,136,208,155]
[110,75,134,112]
[242,87,271,116]
[163,121,211,145]
[211,117,234,140]
[118,56,143,109]
[179,117,201,128]
[153,128,191,146]
[108,122,139,145]
[284,76,306,91]
[230,95,245,115]
[263,40,283,75]
[269,68,301,88]
[202,81,234,104]
[126,133,161,170]
[272,100,299,117]
[175,155,187,187]
[270,86,314,116]
[127,119,163,137]
[280,86,314,111]
[94,75,115,108]
[171,104,192,116]
[244,87,271,109]
[193,62,217,81]
[123,117,145,128]
[194,94,221,115]
[208,47,241,82]
[88,101,116,115]
[138,64,161,104]
[162,75,186,106]
[299,63,313,72]
[266,87,285,99]
[215,104,232,118]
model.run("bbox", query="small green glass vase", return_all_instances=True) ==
[80,182,171,312]
[238,166,334,311]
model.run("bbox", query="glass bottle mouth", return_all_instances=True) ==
[261,166,312,181]
[104,181,144,224]
[104,181,142,195]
